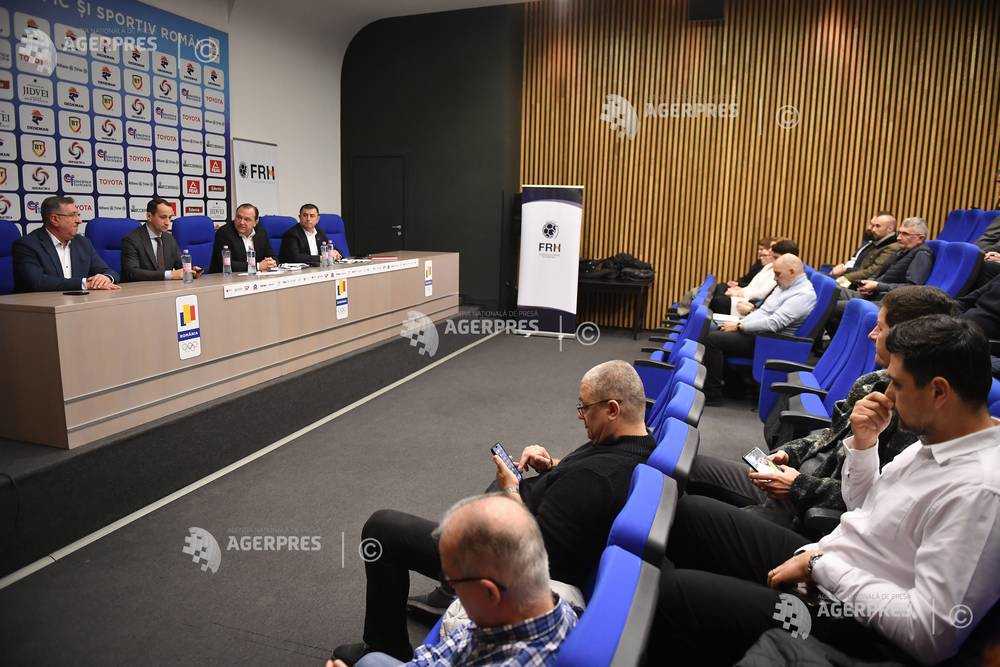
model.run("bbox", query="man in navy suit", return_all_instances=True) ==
[280,203,340,266]
[12,195,120,293]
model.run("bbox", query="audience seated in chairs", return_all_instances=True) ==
[829,212,900,285]
[836,217,933,305]
[332,360,654,664]
[642,315,999,666]
[958,274,1000,339]
[711,239,798,317]
[687,286,958,535]
[704,254,817,404]
[328,494,579,667]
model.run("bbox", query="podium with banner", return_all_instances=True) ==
[517,185,584,334]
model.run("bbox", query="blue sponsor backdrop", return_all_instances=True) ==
[0,0,230,231]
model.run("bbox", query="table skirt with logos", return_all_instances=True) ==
[0,251,459,449]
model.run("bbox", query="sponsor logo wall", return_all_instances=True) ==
[0,1,229,228]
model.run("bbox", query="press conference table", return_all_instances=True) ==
[0,251,459,449]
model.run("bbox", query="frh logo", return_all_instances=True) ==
[238,162,275,180]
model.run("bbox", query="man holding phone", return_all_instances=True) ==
[333,360,654,665]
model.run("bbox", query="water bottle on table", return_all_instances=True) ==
[247,246,257,275]
[182,249,194,283]
[222,245,232,277]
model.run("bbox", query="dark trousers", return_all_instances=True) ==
[704,330,756,398]
[709,294,733,314]
[361,510,441,659]
[687,454,799,531]
[643,495,902,665]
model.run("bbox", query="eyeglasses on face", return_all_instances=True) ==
[53,211,82,220]
[443,576,508,592]
[576,398,620,416]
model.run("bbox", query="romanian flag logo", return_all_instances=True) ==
[178,303,197,327]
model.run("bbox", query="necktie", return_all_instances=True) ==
[154,236,165,269]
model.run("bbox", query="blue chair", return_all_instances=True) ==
[726,271,838,383]
[642,356,705,425]
[259,215,296,259]
[757,299,878,420]
[85,218,140,275]
[555,545,659,667]
[649,381,705,438]
[924,240,982,297]
[0,220,21,295]
[319,213,351,257]
[645,305,711,360]
[172,216,216,271]
[936,209,973,242]
[647,416,699,491]
[607,465,678,565]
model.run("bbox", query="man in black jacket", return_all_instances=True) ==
[959,274,1000,338]
[855,217,933,298]
[121,197,202,282]
[208,203,277,273]
[279,203,340,266]
[332,360,655,665]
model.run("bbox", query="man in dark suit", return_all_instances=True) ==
[13,195,120,293]
[208,203,277,273]
[121,197,203,282]
[280,203,341,266]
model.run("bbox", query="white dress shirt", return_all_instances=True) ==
[47,229,88,289]
[730,263,777,314]
[146,224,173,279]
[241,228,255,256]
[738,272,816,335]
[304,227,318,256]
[811,423,1000,664]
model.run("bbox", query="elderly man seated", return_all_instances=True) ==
[332,360,654,664]
[329,494,579,667]
[704,254,817,403]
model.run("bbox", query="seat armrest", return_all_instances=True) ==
[803,507,843,540]
[763,359,816,373]
[648,335,675,343]
[652,325,683,335]
[779,410,832,431]
[755,332,815,345]
[769,382,828,399]
[640,346,661,354]
[634,359,675,371]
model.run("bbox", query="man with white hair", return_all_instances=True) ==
[703,253,817,403]
[332,360,654,664]
[330,494,579,666]
[854,217,933,298]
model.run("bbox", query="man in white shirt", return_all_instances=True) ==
[710,239,799,316]
[12,195,120,292]
[644,315,998,665]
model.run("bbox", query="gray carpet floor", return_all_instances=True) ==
[0,330,762,665]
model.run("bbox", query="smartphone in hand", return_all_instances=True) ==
[490,442,523,481]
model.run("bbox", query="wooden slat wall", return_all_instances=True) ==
[520,0,1000,329]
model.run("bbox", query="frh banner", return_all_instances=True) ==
[232,137,278,215]
[517,185,584,333]
[0,0,231,228]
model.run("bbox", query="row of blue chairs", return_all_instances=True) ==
[417,361,708,664]
[936,208,1000,243]
[0,214,351,293]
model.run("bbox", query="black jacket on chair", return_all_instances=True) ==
[209,222,275,273]
[279,224,333,266]
[121,224,182,281]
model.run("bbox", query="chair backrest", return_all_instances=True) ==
[796,272,837,340]
[259,215,296,258]
[607,465,678,565]
[555,545,659,667]
[651,381,705,437]
[812,297,867,386]
[25,222,43,235]
[820,300,879,411]
[0,220,21,295]
[937,209,972,242]
[647,416,700,490]
[84,218,140,275]
[172,216,216,270]
[925,241,982,297]
[319,213,351,257]
[970,210,999,242]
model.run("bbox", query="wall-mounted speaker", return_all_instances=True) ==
[688,0,724,22]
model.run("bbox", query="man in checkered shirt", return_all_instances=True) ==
[330,494,580,666]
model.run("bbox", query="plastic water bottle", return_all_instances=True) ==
[247,246,257,275]
[321,242,330,267]
[221,245,232,277]
[181,249,193,283]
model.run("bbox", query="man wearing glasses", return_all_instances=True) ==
[329,494,579,667]
[12,195,120,292]
[333,360,654,665]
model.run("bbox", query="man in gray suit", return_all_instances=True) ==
[121,197,202,282]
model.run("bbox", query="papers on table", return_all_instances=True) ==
[279,263,310,270]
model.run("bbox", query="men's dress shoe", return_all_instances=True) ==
[406,586,457,619]
[331,642,373,666]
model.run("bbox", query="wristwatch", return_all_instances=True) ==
[807,552,823,579]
